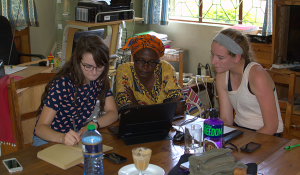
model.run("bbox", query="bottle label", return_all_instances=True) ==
[82,141,103,156]
[203,123,223,139]
[203,138,220,151]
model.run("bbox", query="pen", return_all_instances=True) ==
[72,116,78,145]
[284,143,300,150]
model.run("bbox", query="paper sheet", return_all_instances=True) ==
[5,66,27,75]
[173,116,237,141]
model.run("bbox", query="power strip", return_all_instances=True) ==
[272,63,300,69]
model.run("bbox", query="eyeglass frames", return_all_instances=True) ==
[81,62,104,72]
[134,58,158,67]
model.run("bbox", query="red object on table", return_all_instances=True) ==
[0,75,23,144]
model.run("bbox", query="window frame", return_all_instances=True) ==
[168,0,265,27]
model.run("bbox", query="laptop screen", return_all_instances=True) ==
[118,102,177,142]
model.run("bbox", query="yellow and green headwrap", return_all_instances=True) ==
[121,34,165,57]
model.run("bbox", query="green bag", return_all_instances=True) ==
[188,148,247,175]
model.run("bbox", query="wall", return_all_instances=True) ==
[29,0,224,75]
[130,1,225,75]
[141,22,224,75]
[30,0,56,60]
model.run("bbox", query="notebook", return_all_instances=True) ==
[109,102,177,145]
[37,142,113,170]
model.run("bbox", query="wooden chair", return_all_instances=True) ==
[266,69,296,139]
[7,73,56,151]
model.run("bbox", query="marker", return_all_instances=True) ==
[284,143,300,150]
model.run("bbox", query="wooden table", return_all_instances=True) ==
[227,127,289,164]
[258,139,300,174]
[0,118,290,175]
[12,65,52,78]
[0,146,83,174]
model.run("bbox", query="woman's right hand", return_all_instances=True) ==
[62,130,81,146]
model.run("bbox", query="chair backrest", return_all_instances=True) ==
[72,29,105,53]
[0,15,20,65]
[266,69,296,139]
[7,73,56,150]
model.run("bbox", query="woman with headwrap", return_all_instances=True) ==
[115,34,186,115]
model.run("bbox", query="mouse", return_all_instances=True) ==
[173,131,184,142]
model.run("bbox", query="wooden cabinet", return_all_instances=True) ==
[272,0,300,63]
[251,43,272,68]
[272,0,300,140]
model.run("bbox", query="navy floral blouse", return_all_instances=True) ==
[34,75,112,135]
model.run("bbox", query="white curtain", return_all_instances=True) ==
[262,0,273,36]
[142,0,169,25]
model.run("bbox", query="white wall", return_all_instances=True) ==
[145,22,224,75]
[30,0,56,59]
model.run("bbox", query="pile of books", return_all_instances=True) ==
[135,31,172,48]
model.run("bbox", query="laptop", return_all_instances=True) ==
[108,102,177,145]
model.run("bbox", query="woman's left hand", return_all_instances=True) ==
[124,86,139,105]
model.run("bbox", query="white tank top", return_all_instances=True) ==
[226,62,283,133]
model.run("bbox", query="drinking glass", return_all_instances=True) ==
[184,123,203,154]
[132,147,152,175]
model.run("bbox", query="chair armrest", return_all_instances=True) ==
[18,51,46,60]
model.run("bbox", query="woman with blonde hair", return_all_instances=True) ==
[212,28,283,136]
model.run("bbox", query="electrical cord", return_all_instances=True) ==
[273,55,283,64]
[197,80,217,98]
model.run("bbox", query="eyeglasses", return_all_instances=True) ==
[134,59,158,67]
[81,62,104,72]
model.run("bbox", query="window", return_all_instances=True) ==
[169,0,266,27]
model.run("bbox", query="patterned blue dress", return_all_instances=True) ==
[33,75,112,136]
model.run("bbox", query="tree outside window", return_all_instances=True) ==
[169,0,266,27]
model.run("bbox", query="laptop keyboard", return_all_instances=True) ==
[223,130,244,143]
[108,126,119,134]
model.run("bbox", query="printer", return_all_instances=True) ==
[75,0,133,23]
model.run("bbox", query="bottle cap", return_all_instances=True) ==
[87,124,95,130]
[209,108,219,118]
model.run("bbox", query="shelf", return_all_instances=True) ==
[61,17,144,66]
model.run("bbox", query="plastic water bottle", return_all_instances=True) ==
[82,124,104,175]
[203,108,224,152]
